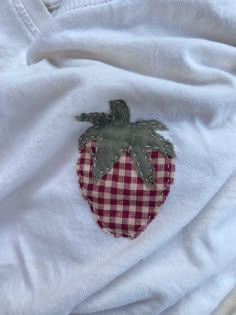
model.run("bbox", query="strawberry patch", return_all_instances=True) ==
[75,100,176,239]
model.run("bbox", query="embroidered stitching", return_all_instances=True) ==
[75,100,176,239]
[12,0,40,37]
[77,141,175,239]
[75,100,176,186]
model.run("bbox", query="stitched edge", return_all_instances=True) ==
[78,156,163,239]
[55,0,114,15]
[77,143,175,239]
[76,100,176,185]
[44,0,61,12]
[12,0,40,37]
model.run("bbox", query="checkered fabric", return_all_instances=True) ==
[77,141,175,239]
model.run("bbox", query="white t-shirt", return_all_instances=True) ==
[0,0,235,314]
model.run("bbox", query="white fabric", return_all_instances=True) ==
[212,287,236,315]
[0,0,236,314]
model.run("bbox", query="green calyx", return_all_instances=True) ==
[75,100,176,185]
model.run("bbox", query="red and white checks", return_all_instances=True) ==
[77,141,175,239]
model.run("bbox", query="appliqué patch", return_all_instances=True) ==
[75,100,176,239]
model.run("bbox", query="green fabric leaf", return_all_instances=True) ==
[75,99,176,186]
[135,120,168,131]
[93,136,129,182]
[132,126,176,158]
[130,146,155,185]
[161,139,176,158]
[79,125,102,149]
[145,130,176,158]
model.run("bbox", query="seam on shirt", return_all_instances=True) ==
[12,0,40,37]
[55,0,114,15]
[44,0,61,10]
[47,2,61,10]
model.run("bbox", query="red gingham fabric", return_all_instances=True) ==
[77,141,175,239]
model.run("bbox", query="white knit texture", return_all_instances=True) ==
[0,0,236,314]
